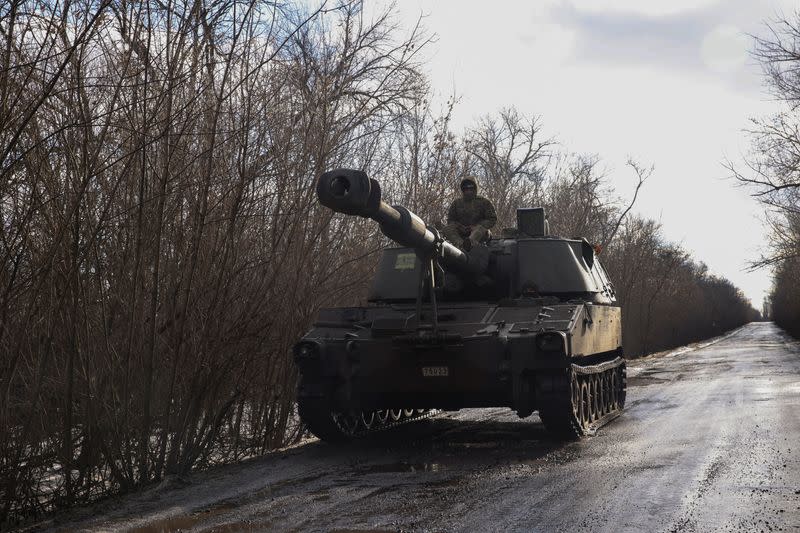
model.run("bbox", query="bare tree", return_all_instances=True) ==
[464,108,555,227]
[730,12,800,337]
[600,158,652,250]
[730,14,800,265]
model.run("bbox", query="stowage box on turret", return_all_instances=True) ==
[293,169,626,441]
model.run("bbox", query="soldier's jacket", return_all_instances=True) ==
[446,177,497,229]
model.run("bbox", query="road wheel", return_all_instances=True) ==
[580,381,592,428]
[610,371,618,410]
[616,364,627,408]
[361,411,375,430]
[335,411,361,435]
[571,371,581,421]
[601,373,611,415]
[588,377,597,422]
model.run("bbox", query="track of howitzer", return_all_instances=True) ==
[35,323,800,532]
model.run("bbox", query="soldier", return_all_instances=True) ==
[442,176,497,250]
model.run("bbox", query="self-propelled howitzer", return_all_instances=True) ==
[295,169,626,441]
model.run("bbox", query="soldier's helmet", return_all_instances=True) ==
[460,176,478,194]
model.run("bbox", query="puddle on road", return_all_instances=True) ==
[329,529,403,533]
[625,397,680,412]
[627,374,670,386]
[126,472,330,533]
[127,502,236,533]
[132,508,276,533]
[197,519,271,532]
[128,514,200,533]
[425,475,464,488]
[447,441,501,450]
[358,461,443,474]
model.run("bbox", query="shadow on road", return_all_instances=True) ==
[312,413,577,466]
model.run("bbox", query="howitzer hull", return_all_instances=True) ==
[295,299,626,440]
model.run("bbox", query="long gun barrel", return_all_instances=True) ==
[317,169,472,272]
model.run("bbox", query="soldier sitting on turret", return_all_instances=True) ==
[442,176,497,251]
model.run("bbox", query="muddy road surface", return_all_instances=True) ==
[45,322,800,532]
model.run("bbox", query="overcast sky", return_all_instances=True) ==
[377,0,798,308]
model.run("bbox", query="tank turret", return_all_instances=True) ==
[295,169,626,441]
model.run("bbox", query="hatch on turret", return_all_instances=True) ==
[517,207,549,237]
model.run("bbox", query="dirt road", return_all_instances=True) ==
[46,322,800,532]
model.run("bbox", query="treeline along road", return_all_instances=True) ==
[734,17,800,339]
[0,0,760,524]
[38,322,800,532]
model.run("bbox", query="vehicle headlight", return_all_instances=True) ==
[293,341,320,361]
